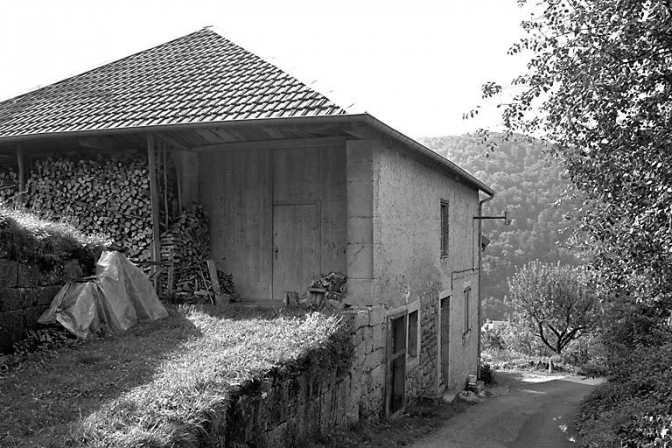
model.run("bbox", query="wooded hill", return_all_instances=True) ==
[421,134,583,321]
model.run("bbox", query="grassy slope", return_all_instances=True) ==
[0,305,342,448]
[0,205,106,268]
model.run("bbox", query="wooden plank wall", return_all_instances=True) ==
[199,143,346,300]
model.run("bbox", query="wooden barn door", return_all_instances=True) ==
[272,203,320,301]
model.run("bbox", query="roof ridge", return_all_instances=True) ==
[2,28,213,105]
[0,28,346,138]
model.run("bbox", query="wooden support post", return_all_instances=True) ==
[162,141,169,228]
[147,134,161,293]
[176,160,183,215]
[16,145,25,207]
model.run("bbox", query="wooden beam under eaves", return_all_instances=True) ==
[192,136,346,152]
[16,145,25,205]
[147,134,161,284]
[157,133,190,151]
[342,122,374,140]
[78,136,123,151]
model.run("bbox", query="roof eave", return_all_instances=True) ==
[0,113,494,195]
[356,114,495,196]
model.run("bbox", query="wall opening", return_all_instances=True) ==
[440,296,450,387]
[463,287,471,335]
[386,313,407,417]
[407,310,419,359]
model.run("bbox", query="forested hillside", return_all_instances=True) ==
[421,134,582,320]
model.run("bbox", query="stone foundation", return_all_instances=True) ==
[0,259,83,353]
[216,305,388,447]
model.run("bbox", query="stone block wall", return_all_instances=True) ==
[0,259,83,353]
[221,306,388,448]
[406,291,440,400]
[349,305,386,418]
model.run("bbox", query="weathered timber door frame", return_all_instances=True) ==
[440,296,450,389]
[385,309,408,418]
[271,200,322,301]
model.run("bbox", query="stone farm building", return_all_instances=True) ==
[0,29,494,418]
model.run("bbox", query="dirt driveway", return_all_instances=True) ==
[409,372,603,448]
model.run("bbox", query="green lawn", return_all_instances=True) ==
[0,304,341,447]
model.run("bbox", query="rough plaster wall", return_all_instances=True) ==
[374,139,481,394]
[447,270,480,391]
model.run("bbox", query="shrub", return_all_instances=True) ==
[481,325,506,351]
[576,330,672,447]
[479,363,494,385]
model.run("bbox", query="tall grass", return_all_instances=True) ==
[0,305,345,448]
[0,202,107,267]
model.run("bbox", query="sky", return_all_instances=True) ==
[0,0,531,139]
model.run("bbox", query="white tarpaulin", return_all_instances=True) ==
[38,251,168,338]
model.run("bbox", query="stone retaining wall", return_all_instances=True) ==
[0,259,82,353]
[220,305,388,447]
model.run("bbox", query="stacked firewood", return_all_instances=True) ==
[310,272,347,301]
[0,154,236,298]
[0,170,18,204]
[161,205,234,297]
[22,155,153,261]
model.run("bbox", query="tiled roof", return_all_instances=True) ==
[0,28,346,138]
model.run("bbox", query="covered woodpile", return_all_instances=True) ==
[0,152,234,299]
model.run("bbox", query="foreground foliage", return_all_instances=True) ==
[482,0,672,322]
[477,1,672,446]
[576,330,672,448]
[0,305,344,448]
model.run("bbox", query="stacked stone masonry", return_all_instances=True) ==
[0,259,82,353]
[407,291,440,400]
[222,305,389,448]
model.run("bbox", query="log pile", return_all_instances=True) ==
[23,155,153,261]
[309,272,347,301]
[0,153,235,299]
[158,205,225,296]
[161,205,234,298]
[0,170,19,204]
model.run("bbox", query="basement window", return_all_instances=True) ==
[440,200,449,258]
